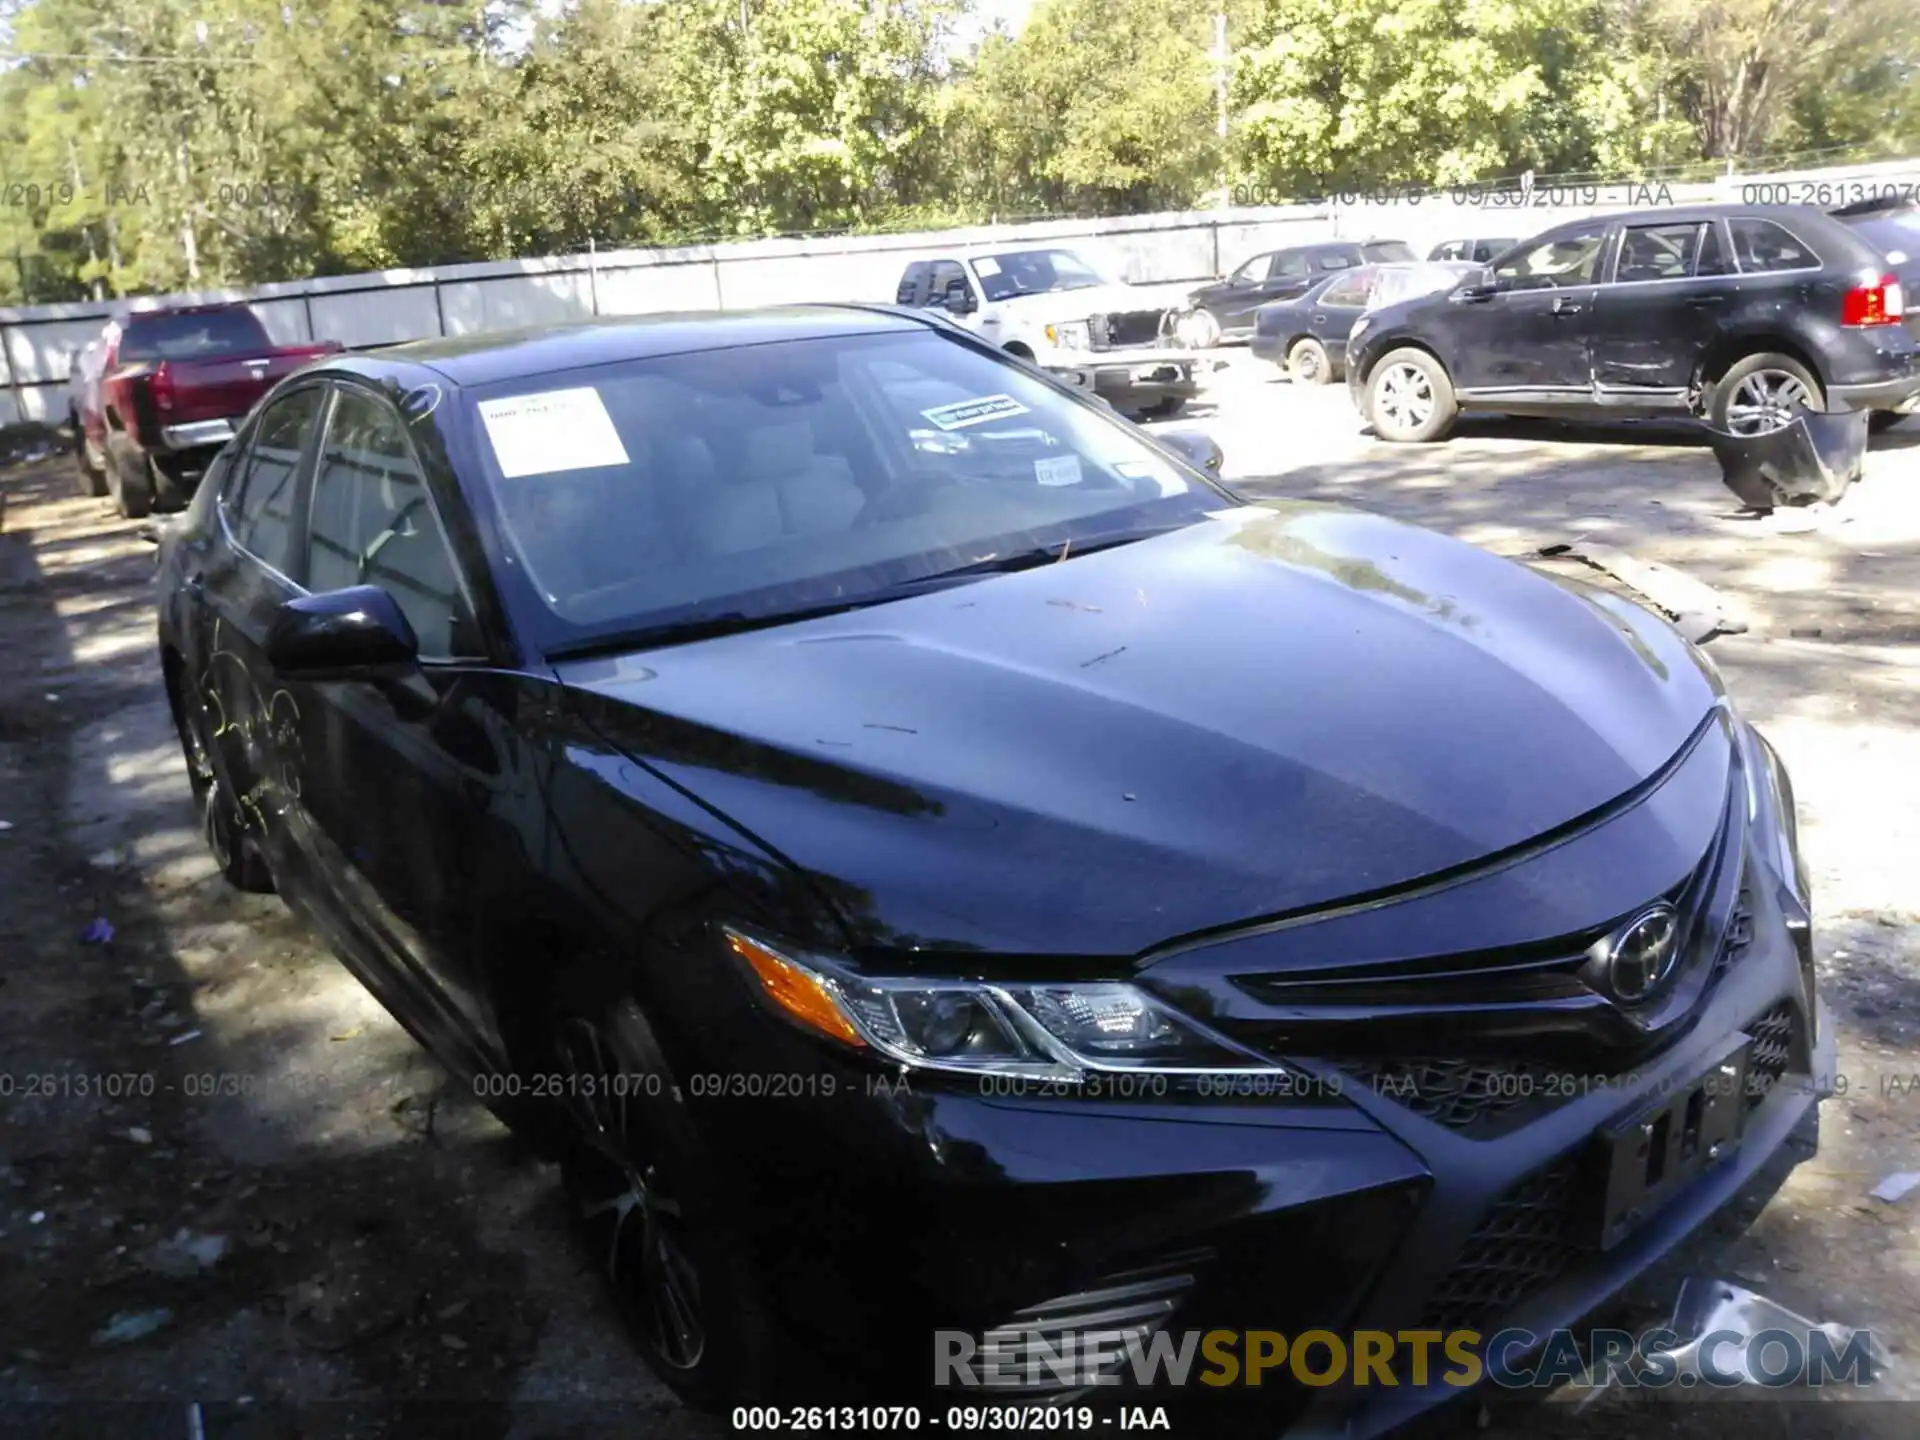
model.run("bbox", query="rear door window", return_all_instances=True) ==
[1615,223,1705,282]
[1729,218,1820,273]
[224,386,325,577]
[1318,271,1374,307]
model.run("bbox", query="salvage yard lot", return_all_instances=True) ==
[3,362,1919,1439]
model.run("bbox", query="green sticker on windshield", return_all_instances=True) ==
[920,394,1031,431]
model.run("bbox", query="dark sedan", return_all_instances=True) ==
[1180,240,1415,347]
[155,306,1829,1436]
[1251,264,1482,383]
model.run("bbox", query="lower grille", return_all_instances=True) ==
[1419,1156,1590,1335]
[977,1253,1207,1394]
[1745,1000,1797,1110]
[1710,884,1756,982]
[1338,1057,1574,1140]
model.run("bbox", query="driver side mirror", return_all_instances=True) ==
[266,585,420,682]
[1453,275,1499,303]
[943,280,977,316]
[1156,428,1224,474]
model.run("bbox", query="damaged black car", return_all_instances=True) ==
[154,305,1830,1436]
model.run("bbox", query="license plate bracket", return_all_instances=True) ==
[1594,1035,1751,1251]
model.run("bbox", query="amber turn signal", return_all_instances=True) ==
[726,929,866,1048]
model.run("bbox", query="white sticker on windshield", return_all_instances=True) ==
[477,387,630,478]
[920,394,1031,431]
[972,257,1001,277]
[1034,455,1082,487]
[1114,458,1188,497]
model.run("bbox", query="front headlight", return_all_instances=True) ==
[1044,320,1091,351]
[724,927,1298,1082]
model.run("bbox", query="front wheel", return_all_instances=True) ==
[546,969,776,1410]
[1709,353,1824,436]
[1365,348,1458,443]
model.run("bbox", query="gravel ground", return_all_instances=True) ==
[2,366,1917,1440]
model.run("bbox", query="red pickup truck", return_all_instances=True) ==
[78,303,341,517]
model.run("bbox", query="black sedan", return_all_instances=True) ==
[1250,264,1482,383]
[1249,270,1374,383]
[156,307,1829,1435]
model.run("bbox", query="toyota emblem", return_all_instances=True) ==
[1604,903,1682,1003]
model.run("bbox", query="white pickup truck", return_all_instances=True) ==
[893,247,1200,420]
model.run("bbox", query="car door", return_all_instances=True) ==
[1231,251,1314,329]
[189,383,330,885]
[1446,224,1611,394]
[1590,219,1736,402]
[1307,268,1375,352]
[281,380,513,1040]
[1208,252,1274,330]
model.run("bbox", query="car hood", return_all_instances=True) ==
[560,503,1717,960]
[994,284,1172,319]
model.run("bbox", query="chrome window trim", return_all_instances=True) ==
[217,383,331,592]
[304,378,487,665]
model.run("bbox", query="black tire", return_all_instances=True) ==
[1867,410,1905,435]
[173,681,274,893]
[1708,353,1824,435]
[1365,347,1458,443]
[110,447,154,519]
[71,415,110,498]
[1287,337,1333,386]
[544,963,777,1411]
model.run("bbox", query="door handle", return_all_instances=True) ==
[1552,297,1587,316]
[184,573,206,597]
[1686,295,1728,308]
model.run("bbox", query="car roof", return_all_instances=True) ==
[321,305,931,389]
[1534,202,1844,234]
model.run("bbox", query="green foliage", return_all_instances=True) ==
[0,0,1916,305]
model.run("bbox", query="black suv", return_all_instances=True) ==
[1182,238,1415,346]
[1345,204,1919,442]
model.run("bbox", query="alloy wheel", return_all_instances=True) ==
[1725,369,1813,436]
[1376,362,1435,435]
[553,1015,706,1372]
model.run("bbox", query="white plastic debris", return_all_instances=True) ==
[92,1307,174,1345]
[1870,1171,1920,1204]
[127,1127,153,1145]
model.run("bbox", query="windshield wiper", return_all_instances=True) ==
[905,522,1193,583]
[546,524,1194,662]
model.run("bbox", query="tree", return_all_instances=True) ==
[947,0,1223,217]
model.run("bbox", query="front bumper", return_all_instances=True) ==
[159,417,239,451]
[1050,347,1201,409]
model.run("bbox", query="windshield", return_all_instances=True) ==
[118,308,272,363]
[462,329,1231,655]
[970,250,1109,301]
